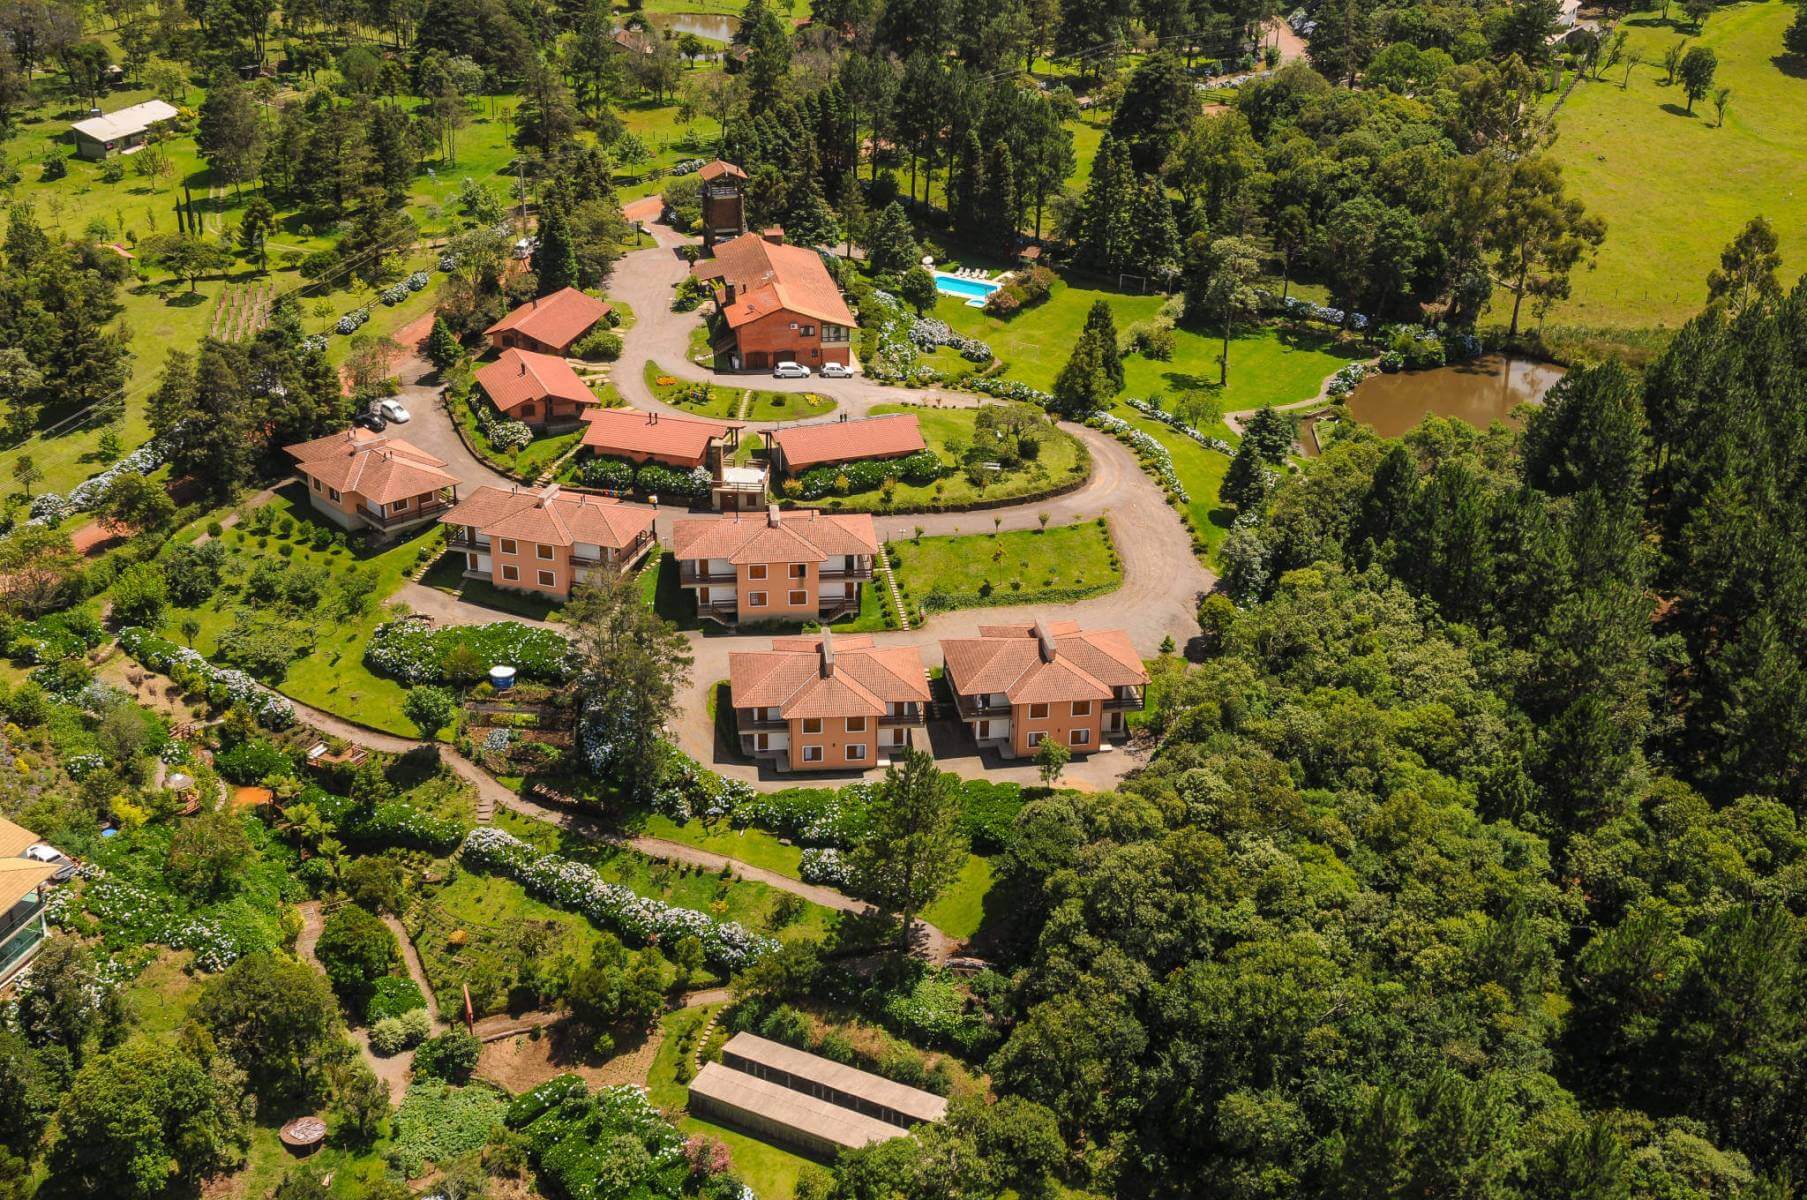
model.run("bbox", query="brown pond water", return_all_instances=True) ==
[647,11,739,41]
[1344,354,1566,439]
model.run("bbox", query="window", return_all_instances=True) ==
[802,718,823,734]
[823,324,849,343]
[1071,728,1091,747]
[755,733,769,751]
[499,538,517,555]
[1072,700,1092,716]
[391,499,408,513]
[537,544,553,560]
[845,743,866,761]
[748,564,767,580]
[522,403,536,417]
[1027,730,1045,747]
[801,324,816,336]
[802,745,823,763]
[791,563,807,578]
[845,716,866,732]
[788,589,808,606]
[1029,703,1049,720]
[538,570,555,587]
[311,477,321,491]
[328,487,340,501]
[748,591,767,607]
[502,565,519,581]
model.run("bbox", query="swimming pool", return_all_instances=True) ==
[935,272,1002,306]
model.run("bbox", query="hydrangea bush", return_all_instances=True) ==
[460,828,777,970]
[29,435,173,525]
[1124,397,1234,454]
[364,619,574,684]
[1088,413,1189,504]
[118,626,295,728]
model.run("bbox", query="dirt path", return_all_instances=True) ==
[384,911,442,1028]
[295,901,415,1104]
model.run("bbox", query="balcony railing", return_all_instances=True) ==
[1103,688,1147,711]
[878,709,924,726]
[820,565,874,582]
[446,531,488,552]
[359,491,454,529]
[952,693,1011,719]
[681,563,738,586]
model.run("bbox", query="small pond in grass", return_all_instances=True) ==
[647,11,739,41]
[1343,354,1566,439]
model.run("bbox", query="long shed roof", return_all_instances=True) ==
[689,1062,909,1151]
[71,99,178,142]
[722,1033,950,1123]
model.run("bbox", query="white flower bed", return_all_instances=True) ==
[406,270,430,291]
[29,434,173,525]
[799,847,852,888]
[117,626,295,728]
[1261,290,1370,332]
[71,874,266,972]
[459,828,777,970]
[489,419,532,452]
[1325,362,1374,399]
[970,375,1056,408]
[1089,412,1189,504]
[1124,397,1234,454]
[908,315,992,363]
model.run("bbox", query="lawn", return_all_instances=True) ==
[492,807,843,945]
[1544,1,1807,329]
[805,402,1089,512]
[138,483,432,736]
[920,855,993,941]
[889,519,1122,613]
[1108,401,1233,556]
[419,553,566,622]
[643,362,838,422]
[936,279,1364,413]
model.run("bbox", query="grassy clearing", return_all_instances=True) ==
[921,855,994,941]
[936,280,1363,412]
[492,806,842,945]
[1545,2,1807,329]
[643,362,837,422]
[141,484,430,735]
[890,519,1122,611]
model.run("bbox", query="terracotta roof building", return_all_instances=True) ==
[286,429,460,538]
[441,484,654,600]
[579,406,740,470]
[940,618,1148,759]
[484,287,612,356]
[694,231,856,371]
[698,160,749,183]
[769,414,926,474]
[0,817,60,984]
[699,160,749,249]
[475,348,599,430]
[728,630,928,770]
[688,1033,947,1158]
[671,504,878,626]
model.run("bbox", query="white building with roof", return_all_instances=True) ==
[71,99,179,160]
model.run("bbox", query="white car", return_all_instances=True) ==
[24,843,75,882]
[377,398,411,424]
[772,362,811,379]
[819,363,853,379]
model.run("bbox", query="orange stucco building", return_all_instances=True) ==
[670,505,878,626]
[940,619,1147,758]
[727,630,929,771]
[440,484,654,600]
[285,429,460,539]
[694,231,856,371]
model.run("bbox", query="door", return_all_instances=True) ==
[977,720,990,740]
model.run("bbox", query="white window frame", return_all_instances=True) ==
[537,570,555,587]
[1071,728,1091,747]
[845,743,866,761]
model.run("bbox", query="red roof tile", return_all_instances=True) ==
[694,233,856,330]
[476,348,598,415]
[580,406,738,467]
[729,631,928,719]
[284,429,460,505]
[699,160,748,182]
[940,619,1146,706]
[440,484,654,549]
[483,287,611,350]
[671,507,879,565]
[772,415,925,471]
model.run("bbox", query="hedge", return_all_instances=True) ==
[364,619,574,685]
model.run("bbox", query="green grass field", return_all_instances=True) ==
[1545,1,1807,328]
[937,280,1363,409]
[1109,400,1233,554]
[890,519,1122,611]
[138,485,430,735]
[643,362,838,422]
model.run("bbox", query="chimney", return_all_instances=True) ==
[762,226,785,246]
[820,627,835,678]
[767,503,781,528]
[518,358,526,375]
[1033,618,1056,663]
[539,484,560,505]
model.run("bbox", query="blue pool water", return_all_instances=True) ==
[935,272,1002,306]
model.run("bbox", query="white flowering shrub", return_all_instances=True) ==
[1125,397,1234,454]
[459,828,777,970]
[799,847,851,888]
[908,315,992,362]
[406,270,430,291]
[490,420,533,452]
[1325,362,1374,400]
[29,434,173,525]
[72,874,278,971]
[1088,413,1189,504]
[364,619,573,684]
[381,282,411,305]
[969,374,1056,408]
[118,627,296,728]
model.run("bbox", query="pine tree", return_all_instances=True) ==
[784,176,842,249]
[951,129,985,241]
[984,141,1017,255]
[866,201,921,272]
[426,315,464,371]
[532,201,579,296]
[1050,327,1109,418]
[1073,135,1137,274]
[1081,300,1123,392]
[1787,0,1807,57]
[1130,178,1181,282]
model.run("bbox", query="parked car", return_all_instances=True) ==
[24,844,75,882]
[819,362,853,378]
[377,398,411,424]
[772,362,811,379]
[355,410,387,432]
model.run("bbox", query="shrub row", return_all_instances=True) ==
[363,619,574,685]
[794,449,945,499]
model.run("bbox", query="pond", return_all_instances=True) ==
[646,11,739,41]
[1344,354,1565,439]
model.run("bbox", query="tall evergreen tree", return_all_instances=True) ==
[531,200,579,296]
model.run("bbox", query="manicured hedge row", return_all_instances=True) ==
[364,619,574,685]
